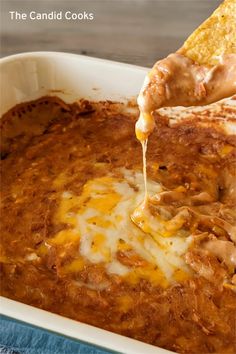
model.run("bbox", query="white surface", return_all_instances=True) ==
[0,51,148,116]
[0,52,173,354]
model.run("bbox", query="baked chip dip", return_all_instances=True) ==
[1,1,236,353]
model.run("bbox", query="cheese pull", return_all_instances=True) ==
[136,0,236,141]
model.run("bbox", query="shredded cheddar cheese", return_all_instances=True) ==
[50,169,192,285]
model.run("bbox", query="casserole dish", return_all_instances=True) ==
[0,52,173,354]
[1,52,236,354]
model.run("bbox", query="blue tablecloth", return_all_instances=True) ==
[0,315,116,354]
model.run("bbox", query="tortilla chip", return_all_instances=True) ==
[179,0,236,65]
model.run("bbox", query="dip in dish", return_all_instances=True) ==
[1,96,236,354]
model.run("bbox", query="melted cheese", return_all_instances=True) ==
[52,169,192,286]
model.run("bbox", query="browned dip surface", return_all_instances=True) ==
[1,96,236,353]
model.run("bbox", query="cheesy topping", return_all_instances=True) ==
[136,53,236,144]
[52,169,192,285]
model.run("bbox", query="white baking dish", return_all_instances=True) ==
[0,52,173,354]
